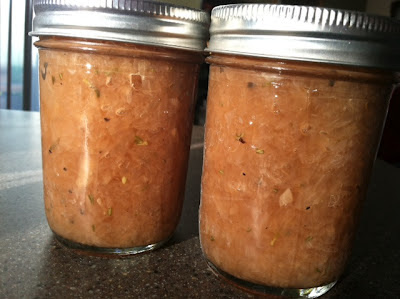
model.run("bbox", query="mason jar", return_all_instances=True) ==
[30,0,209,255]
[199,4,399,297]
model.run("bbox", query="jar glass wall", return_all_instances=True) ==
[31,0,209,255]
[37,37,203,255]
[199,54,396,296]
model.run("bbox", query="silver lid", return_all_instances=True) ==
[30,0,210,52]
[207,4,400,70]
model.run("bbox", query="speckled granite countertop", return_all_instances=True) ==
[1,110,399,298]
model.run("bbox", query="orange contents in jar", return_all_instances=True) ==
[38,38,202,249]
[200,55,393,288]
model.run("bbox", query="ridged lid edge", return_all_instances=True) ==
[207,4,400,70]
[34,0,210,24]
[211,4,400,35]
[31,0,210,52]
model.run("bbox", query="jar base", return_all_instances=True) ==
[206,260,337,298]
[54,232,170,256]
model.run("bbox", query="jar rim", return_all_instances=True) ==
[29,0,210,52]
[206,4,400,71]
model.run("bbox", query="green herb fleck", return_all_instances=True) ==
[51,76,56,85]
[316,267,322,273]
[107,208,113,216]
[49,145,55,154]
[235,133,245,144]
[41,62,48,80]
[88,194,95,205]
[256,149,265,154]
[210,235,215,241]
[261,81,271,88]
[59,73,63,80]
[92,224,96,232]
[83,79,100,98]
[48,139,60,154]
[94,88,100,98]
[306,236,313,242]
[246,227,252,232]
[134,136,148,146]
[83,79,91,86]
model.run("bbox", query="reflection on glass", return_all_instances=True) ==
[31,36,39,111]
[0,0,10,108]
[10,0,26,110]
[0,0,38,111]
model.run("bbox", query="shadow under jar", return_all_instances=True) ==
[199,4,400,298]
[30,0,209,255]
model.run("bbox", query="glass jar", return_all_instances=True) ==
[30,0,209,255]
[199,4,400,297]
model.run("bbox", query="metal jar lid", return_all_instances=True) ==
[30,0,210,52]
[207,4,400,70]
